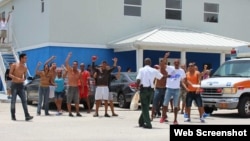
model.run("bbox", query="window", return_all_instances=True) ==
[124,0,141,17]
[165,0,182,20]
[204,3,219,23]
[41,0,44,13]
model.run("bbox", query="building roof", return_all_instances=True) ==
[108,26,250,53]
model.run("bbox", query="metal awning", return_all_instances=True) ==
[108,26,250,53]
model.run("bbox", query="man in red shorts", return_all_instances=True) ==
[78,63,91,113]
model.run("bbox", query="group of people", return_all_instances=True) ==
[136,52,211,128]
[8,52,123,121]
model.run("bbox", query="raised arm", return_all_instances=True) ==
[91,56,98,72]
[44,56,56,66]
[65,52,72,70]
[160,52,169,67]
[109,57,118,72]
[35,61,42,75]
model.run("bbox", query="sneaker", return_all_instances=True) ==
[184,113,188,118]
[56,112,62,116]
[69,113,74,117]
[76,113,82,117]
[200,118,205,123]
[104,113,110,117]
[173,121,178,125]
[11,116,16,121]
[202,113,210,118]
[25,116,33,121]
[184,118,191,122]
[160,116,168,123]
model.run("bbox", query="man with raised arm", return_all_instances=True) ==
[65,52,84,117]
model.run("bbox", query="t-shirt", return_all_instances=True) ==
[166,66,186,89]
[0,21,8,30]
[54,77,65,92]
[78,70,90,86]
[136,65,163,88]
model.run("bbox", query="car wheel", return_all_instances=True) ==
[238,96,250,118]
[204,106,214,114]
[25,90,32,105]
[118,94,129,108]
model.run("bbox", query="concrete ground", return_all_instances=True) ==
[0,93,249,141]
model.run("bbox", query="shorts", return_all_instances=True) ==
[178,88,187,104]
[95,86,109,100]
[0,30,7,38]
[163,88,180,108]
[67,86,79,104]
[54,91,64,99]
[78,85,89,99]
[186,92,203,107]
[6,80,11,90]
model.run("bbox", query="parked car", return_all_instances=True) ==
[24,75,95,110]
[109,72,138,108]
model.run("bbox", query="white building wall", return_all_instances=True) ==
[1,0,250,48]
[10,0,50,49]
[183,0,250,42]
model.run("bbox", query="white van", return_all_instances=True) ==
[200,46,250,118]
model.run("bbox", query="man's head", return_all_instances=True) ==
[188,62,196,72]
[50,62,57,70]
[173,59,180,68]
[144,58,151,66]
[80,63,85,71]
[180,64,186,71]
[19,53,27,63]
[56,68,63,77]
[101,61,107,69]
[72,61,78,70]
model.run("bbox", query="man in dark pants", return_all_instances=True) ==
[136,58,163,129]
[9,53,33,121]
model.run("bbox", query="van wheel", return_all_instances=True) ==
[204,107,214,114]
[238,96,250,118]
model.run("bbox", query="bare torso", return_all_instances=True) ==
[9,63,27,83]
[67,68,81,87]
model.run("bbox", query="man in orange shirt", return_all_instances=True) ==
[78,63,91,113]
[184,62,209,123]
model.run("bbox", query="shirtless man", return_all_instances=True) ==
[9,53,33,121]
[65,52,84,117]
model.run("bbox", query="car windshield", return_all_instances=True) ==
[212,60,250,77]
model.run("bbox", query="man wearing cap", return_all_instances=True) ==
[136,58,163,129]
[92,57,117,117]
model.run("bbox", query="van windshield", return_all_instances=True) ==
[212,60,250,77]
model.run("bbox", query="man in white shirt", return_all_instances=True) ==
[136,58,163,129]
[0,13,10,44]
[160,59,187,125]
